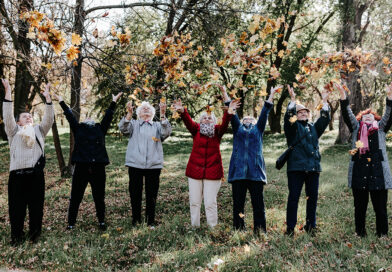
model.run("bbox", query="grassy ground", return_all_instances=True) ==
[0,127,391,271]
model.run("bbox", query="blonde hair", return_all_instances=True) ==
[136,101,155,120]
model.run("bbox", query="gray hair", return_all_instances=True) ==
[136,101,156,120]
[199,111,217,124]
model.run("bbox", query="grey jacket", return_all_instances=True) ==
[118,118,172,169]
[341,98,392,189]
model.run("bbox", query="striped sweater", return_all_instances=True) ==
[3,101,54,171]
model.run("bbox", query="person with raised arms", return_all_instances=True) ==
[118,100,171,227]
[335,82,392,237]
[2,79,54,245]
[54,91,123,231]
[220,85,281,234]
[283,85,330,236]
[172,98,240,228]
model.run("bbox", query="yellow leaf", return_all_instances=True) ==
[160,97,166,103]
[239,213,245,218]
[315,104,323,111]
[244,245,250,253]
[278,50,284,58]
[289,115,297,124]
[355,140,364,149]
[71,33,82,46]
[383,57,390,65]
[66,45,80,61]
[101,233,109,239]
[296,41,302,48]
[152,137,160,142]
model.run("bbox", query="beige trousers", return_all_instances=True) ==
[188,178,221,227]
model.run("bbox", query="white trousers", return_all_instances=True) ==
[188,178,221,227]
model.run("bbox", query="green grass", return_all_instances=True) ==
[0,127,392,271]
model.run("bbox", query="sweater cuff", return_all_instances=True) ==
[264,101,273,108]
[59,101,69,112]
[340,99,349,108]
[108,101,116,111]
[46,102,53,105]
[386,98,392,107]
[3,99,12,102]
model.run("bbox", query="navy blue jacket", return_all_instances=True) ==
[60,101,116,165]
[284,103,330,172]
[228,101,273,183]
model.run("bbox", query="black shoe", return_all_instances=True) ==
[304,225,317,235]
[99,222,107,231]
[29,231,41,243]
[10,237,24,246]
[66,225,75,231]
[285,228,295,236]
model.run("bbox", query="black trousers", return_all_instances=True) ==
[8,168,45,243]
[352,188,388,237]
[67,163,106,226]
[286,171,319,230]
[232,180,266,232]
[128,167,161,226]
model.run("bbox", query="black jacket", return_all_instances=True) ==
[60,101,116,165]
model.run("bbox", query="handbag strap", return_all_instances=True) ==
[35,135,45,157]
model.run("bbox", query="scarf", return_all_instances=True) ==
[16,124,36,148]
[200,123,215,137]
[358,121,378,154]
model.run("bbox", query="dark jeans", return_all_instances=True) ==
[232,180,266,232]
[352,188,388,237]
[8,168,45,243]
[128,167,161,226]
[68,163,106,226]
[286,171,319,230]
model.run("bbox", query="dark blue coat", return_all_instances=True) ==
[283,103,330,172]
[228,101,273,183]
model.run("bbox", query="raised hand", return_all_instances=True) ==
[333,82,347,100]
[268,85,282,102]
[386,83,392,99]
[112,92,123,102]
[1,79,12,100]
[217,84,230,102]
[53,93,63,102]
[126,101,134,114]
[41,83,52,103]
[159,102,167,115]
[287,85,295,102]
[228,99,241,113]
[321,89,329,103]
[172,99,184,113]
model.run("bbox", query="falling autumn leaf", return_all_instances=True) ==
[66,45,80,61]
[71,33,82,46]
[355,140,364,149]
[152,137,160,142]
[289,115,297,124]
[239,213,245,218]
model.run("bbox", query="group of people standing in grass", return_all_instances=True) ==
[2,77,391,245]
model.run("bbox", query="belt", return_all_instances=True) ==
[11,168,35,175]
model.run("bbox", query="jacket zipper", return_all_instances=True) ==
[203,137,208,178]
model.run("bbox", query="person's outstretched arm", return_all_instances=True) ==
[53,94,79,132]
[218,84,240,133]
[1,79,17,137]
[216,100,241,138]
[334,82,358,133]
[100,92,123,135]
[118,101,134,136]
[378,83,392,132]
[314,88,331,138]
[284,85,298,140]
[159,100,172,141]
[256,86,280,132]
[39,83,54,136]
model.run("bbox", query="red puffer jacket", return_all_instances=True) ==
[181,108,232,180]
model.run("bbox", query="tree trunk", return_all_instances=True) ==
[13,0,34,117]
[51,118,69,177]
[68,0,85,168]
[336,0,371,144]
[0,39,7,141]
